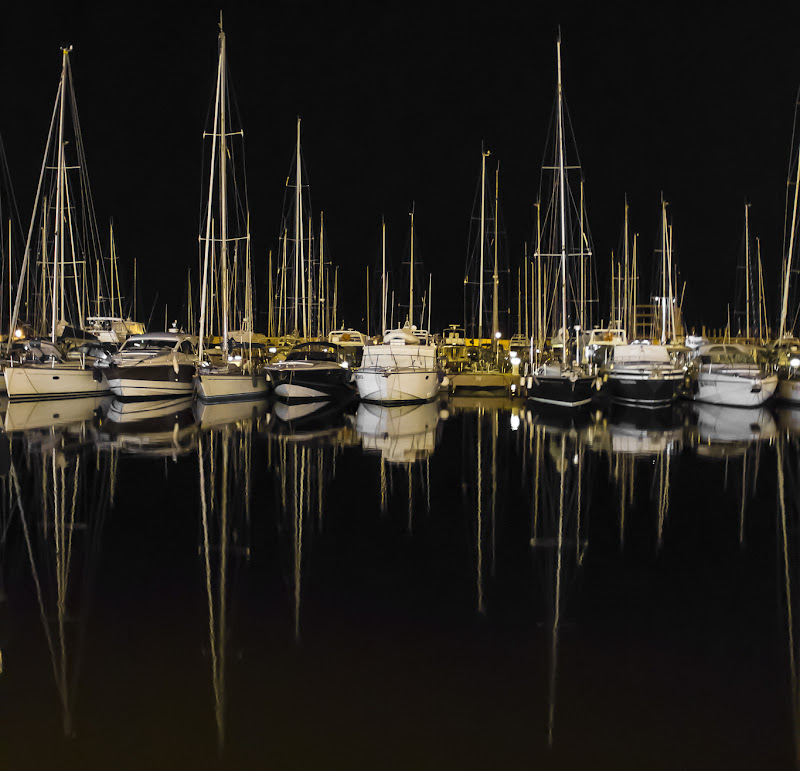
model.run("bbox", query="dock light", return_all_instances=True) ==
[340,361,349,368]
[510,355,521,367]
[790,357,800,368]
[495,331,501,339]
[268,346,277,354]
[14,329,22,339]
[510,414,520,431]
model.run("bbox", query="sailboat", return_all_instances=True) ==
[355,210,443,404]
[4,46,111,401]
[526,38,598,408]
[450,148,511,395]
[774,89,800,403]
[195,20,268,401]
[606,198,684,407]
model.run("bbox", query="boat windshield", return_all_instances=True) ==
[286,343,338,362]
[700,345,765,365]
[121,338,177,352]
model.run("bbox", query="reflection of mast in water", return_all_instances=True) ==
[268,429,342,642]
[778,433,800,767]
[527,419,591,747]
[197,419,254,752]
[589,409,683,549]
[9,433,110,738]
[460,407,503,614]
[692,404,775,546]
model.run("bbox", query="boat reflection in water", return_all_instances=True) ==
[193,397,270,432]
[95,398,197,458]
[4,395,110,435]
[356,401,444,525]
[8,421,112,741]
[196,410,256,751]
[688,404,776,544]
[356,401,442,463]
[588,405,684,549]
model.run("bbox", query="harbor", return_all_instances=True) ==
[3,5,800,768]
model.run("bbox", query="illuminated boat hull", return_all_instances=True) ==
[195,370,269,401]
[355,367,440,404]
[526,372,595,407]
[105,363,196,398]
[265,361,354,401]
[607,367,683,407]
[3,364,110,401]
[693,370,777,407]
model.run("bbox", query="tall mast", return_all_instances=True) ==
[623,198,629,336]
[556,38,568,367]
[536,201,542,359]
[381,217,387,334]
[745,202,751,339]
[492,163,500,353]
[478,149,488,341]
[295,117,307,339]
[198,24,224,360]
[51,48,69,343]
[409,206,415,325]
[318,211,324,337]
[218,26,229,354]
[780,121,800,340]
[660,197,668,344]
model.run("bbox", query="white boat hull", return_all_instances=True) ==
[355,367,440,404]
[693,372,777,407]
[196,371,269,401]
[3,364,109,401]
[105,361,196,398]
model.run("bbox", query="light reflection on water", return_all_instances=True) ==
[0,394,798,767]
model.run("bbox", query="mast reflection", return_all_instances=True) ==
[524,407,593,748]
[196,413,256,752]
[8,422,112,738]
[266,399,356,641]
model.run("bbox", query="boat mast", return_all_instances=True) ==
[478,149,488,342]
[409,206,415,326]
[556,38,568,368]
[536,201,542,362]
[660,197,668,344]
[295,118,307,339]
[381,217,387,334]
[198,24,224,360]
[51,48,69,343]
[780,114,800,341]
[218,26,229,355]
[492,163,500,355]
[623,198,629,336]
[318,211,324,338]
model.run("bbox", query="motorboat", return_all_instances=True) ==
[264,341,356,401]
[355,325,443,404]
[606,343,684,407]
[689,342,777,407]
[101,332,198,398]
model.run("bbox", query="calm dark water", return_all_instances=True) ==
[0,395,796,770]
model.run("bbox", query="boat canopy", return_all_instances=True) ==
[613,343,672,364]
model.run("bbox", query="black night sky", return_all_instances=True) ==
[2,3,799,334]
